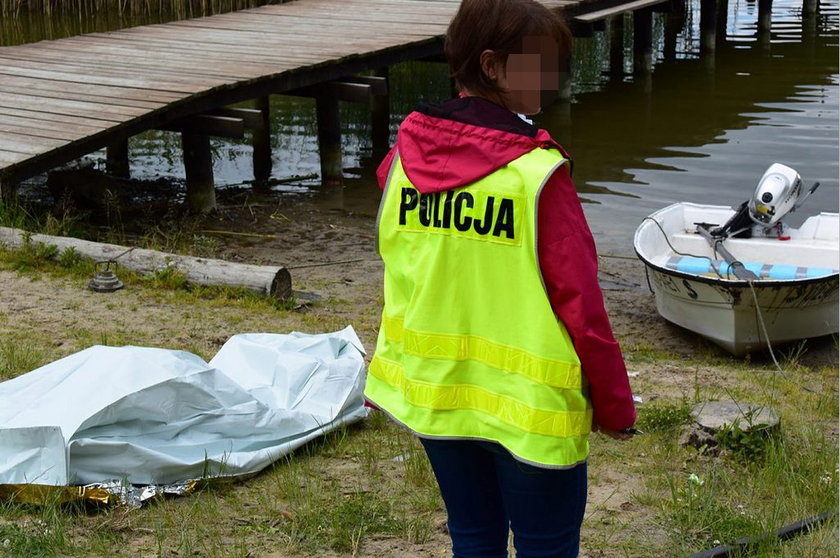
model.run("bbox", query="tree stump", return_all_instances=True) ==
[680,401,780,454]
[691,401,780,433]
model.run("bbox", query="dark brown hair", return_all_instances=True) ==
[444,0,572,98]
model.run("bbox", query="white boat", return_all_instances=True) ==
[633,202,839,356]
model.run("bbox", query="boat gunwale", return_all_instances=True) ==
[633,201,839,289]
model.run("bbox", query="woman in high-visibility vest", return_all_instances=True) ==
[364,0,638,556]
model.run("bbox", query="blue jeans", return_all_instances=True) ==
[419,437,587,558]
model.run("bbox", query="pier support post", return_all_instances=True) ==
[716,0,729,46]
[181,132,216,213]
[608,15,625,76]
[803,0,818,45]
[633,8,654,74]
[316,95,343,187]
[700,0,718,54]
[106,139,130,179]
[557,74,572,102]
[757,0,773,34]
[663,1,686,62]
[0,176,18,204]
[554,101,572,146]
[252,96,273,184]
[371,68,391,159]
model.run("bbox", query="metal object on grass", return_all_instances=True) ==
[88,260,124,292]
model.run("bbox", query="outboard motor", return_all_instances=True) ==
[707,163,820,240]
[749,163,804,227]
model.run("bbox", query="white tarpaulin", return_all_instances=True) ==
[0,326,368,491]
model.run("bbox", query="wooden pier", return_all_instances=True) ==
[1,0,691,211]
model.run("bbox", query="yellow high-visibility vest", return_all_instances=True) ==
[366,146,592,468]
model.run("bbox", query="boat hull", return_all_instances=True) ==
[635,203,839,356]
[646,266,838,356]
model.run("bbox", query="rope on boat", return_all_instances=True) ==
[747,280,782,371]
[747,280,816,394]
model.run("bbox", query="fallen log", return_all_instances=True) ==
[0,227,292,300]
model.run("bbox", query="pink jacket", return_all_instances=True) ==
[377,98,636,431]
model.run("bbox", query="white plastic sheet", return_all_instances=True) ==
[0,327,368,489]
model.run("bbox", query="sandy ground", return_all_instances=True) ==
[0,185,836,557]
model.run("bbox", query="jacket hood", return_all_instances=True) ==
[377,104,564,194]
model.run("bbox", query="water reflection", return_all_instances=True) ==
[557,0,838,252]
[125,61,453,194]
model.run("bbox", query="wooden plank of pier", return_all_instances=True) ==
[574,0,668,22]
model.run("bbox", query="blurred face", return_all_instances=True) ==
[481,35,562,115]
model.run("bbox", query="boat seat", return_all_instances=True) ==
[665,255,838,280]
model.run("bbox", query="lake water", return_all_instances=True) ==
[560,0,840,253]
[4,0,838,255]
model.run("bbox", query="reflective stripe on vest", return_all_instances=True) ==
[366,146,592,468]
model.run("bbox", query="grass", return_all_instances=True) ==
[615,358,839,557]
[118,422,439,557]
[656,427,838,555]
[0,205,835,556]
[0,335,48,381]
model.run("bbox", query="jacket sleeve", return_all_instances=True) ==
[536,163,637,431]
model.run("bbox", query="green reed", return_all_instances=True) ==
[1,0,287,47]
[1,0,281,16]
